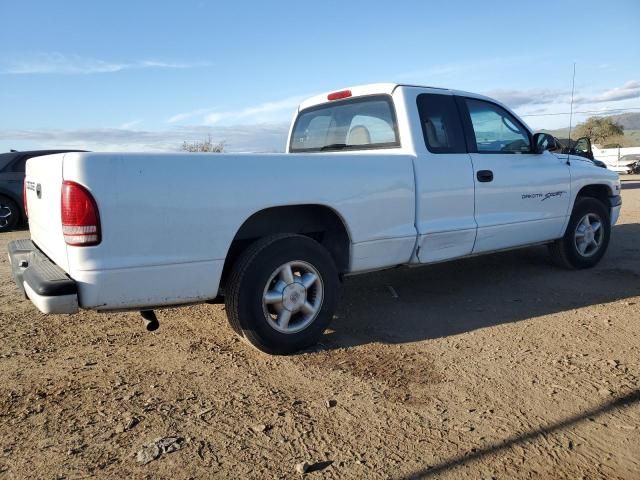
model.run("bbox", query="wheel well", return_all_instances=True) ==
[577,184,610,206]
[219,205,350,291]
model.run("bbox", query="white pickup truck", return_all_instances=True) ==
[9,83,622,354]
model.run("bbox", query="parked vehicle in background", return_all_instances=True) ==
[8,84,622,354]
[591,146,640,174]
[0,150,85,231]
[618,154,640,174]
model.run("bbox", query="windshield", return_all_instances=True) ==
[289,95,400,152]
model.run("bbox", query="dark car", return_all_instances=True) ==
[0,149,86,232]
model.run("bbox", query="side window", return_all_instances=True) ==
[417,94,466,153]
[10,156,28,173]
[0,154,18,173]
[465,98,531,154]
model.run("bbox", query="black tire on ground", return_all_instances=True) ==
[549,196,611,269]
[0,196,20,232]
[225,234,339,355]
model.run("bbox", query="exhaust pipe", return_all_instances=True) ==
[140,310,159,331]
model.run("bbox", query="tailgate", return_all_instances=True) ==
[25,153,69,272]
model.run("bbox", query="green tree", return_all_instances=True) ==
[180,134,225,152]
[574,117,624,145]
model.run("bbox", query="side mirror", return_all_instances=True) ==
[532,133,557,154]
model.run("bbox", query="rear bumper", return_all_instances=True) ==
[7,239,79,314]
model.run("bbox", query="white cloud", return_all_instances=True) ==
[204,95,304,125]
[575,80,640,103]
[167,109,211,124]
[485,80,640,110]
[485,88,570,108]
[0,53,210,75]
[169,95,306,125]
[118,120,142,130]
[0,123,290,153]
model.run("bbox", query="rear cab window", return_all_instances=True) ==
[290,95,400,152]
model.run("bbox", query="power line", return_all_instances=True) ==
[520,106,640,117]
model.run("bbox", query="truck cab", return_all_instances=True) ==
[287,84,620,262]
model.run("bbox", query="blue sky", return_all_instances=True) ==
[1,0,639,152]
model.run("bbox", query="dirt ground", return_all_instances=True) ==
[1,177,639,480]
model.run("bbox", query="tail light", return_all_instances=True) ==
[61,181,101,246]
[23,179,28,218]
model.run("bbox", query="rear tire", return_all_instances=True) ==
[549,197,611,269]
[225,234,339,355]
[0,196,19,232]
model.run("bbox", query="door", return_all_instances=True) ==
[411,91,477,263]
[458,97,571,254]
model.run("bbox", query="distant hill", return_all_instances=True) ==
[542,112,640,147]
[542,127,571,138]
[611,112,640,130]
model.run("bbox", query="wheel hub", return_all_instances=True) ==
[574,212,603,258]
[282,282,306,312]
[262,260,324,334]
[584,226,595,244]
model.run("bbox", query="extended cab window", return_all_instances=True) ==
[290,95,399,152]
[465,98,531,154]
[417,94,466,153]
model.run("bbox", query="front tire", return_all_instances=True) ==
[0,196,20,232]
[225,234,339,355]
[549,197,611,269]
